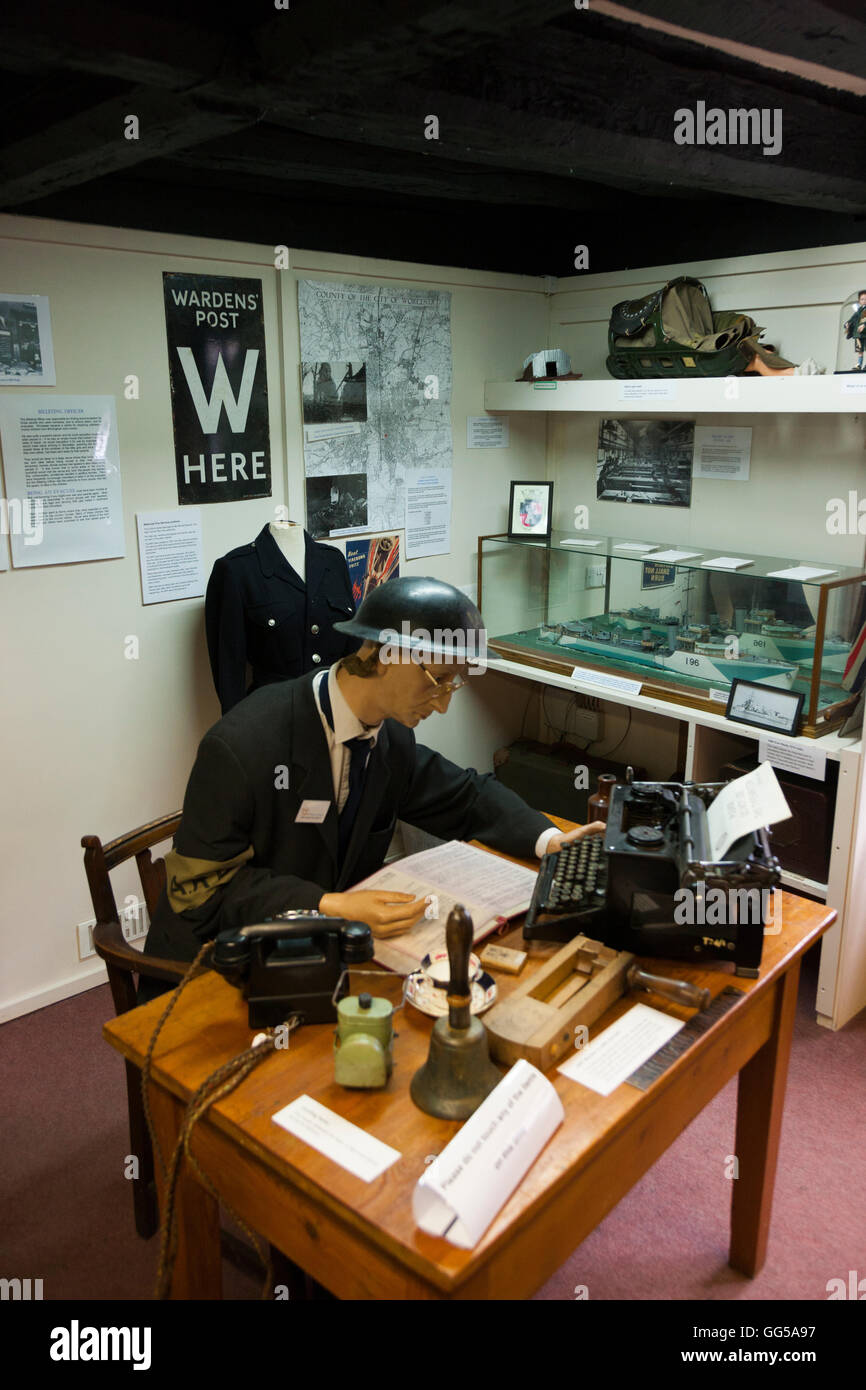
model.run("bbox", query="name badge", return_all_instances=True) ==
[295,800,331,824]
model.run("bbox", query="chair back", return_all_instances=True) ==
[81,812,184,1015]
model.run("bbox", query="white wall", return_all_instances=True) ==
[0,215,547,1019]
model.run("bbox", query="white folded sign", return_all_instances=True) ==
[412,1060,564,1248]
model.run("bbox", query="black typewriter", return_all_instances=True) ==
[523,831,608,942]
[523,771,781,977]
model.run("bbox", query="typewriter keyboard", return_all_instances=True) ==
[528,832,607,920]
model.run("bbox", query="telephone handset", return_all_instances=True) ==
[212,910,374,1027]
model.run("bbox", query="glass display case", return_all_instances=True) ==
[477,532,866,736]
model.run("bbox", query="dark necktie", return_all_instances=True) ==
[318,672,372,864]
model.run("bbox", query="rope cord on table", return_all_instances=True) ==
[137,941,301,1298]
[140,940,215,1180]
[153,1015,302,1300]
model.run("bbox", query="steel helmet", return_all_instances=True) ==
[333,575,487,663]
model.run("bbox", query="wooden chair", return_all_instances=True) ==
[82,813,307,1293]
[82,812,186,1240]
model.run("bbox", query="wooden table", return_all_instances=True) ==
[104,831,835,1300]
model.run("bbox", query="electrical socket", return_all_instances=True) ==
[77,919,96,960]
[571,707,602,740]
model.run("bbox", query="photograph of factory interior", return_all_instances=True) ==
[1,0,864,1336]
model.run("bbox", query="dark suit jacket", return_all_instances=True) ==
[205,525,359,713]
[143,671,553,971]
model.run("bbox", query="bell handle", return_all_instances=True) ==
[446,904,473,1028]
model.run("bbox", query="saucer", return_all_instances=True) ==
[405,969,497,1017]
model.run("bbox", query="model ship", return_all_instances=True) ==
[537,606,800,689]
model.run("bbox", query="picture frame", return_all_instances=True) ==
[507,480,554,540]
[725,678,805,736]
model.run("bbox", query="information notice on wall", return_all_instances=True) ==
[692,426,752,481]
[0,394,124,567]
[136,510,204,605]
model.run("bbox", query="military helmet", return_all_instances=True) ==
[333,575,487,663]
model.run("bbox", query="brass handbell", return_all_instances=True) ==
[410,905,501,1120]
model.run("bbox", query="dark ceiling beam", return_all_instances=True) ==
[165,127,638,210]
[251,0,577,83]
[593,1,866,86]
[0,3,226,88]
[0,89,262,209]
[250,20,866,212]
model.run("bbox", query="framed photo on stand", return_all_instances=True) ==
[508,480,554,540]
[725,678,805,736]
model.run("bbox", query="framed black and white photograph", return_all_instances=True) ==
[597,418,694,506]
[507,480,553,540]
[725,678,805,736]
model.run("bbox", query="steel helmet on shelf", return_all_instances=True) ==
[333,575,486,663]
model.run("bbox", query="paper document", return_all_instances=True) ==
[700,556,753,570]
[272,1095,400,1182]
[613,541,657,552]
[560,537,602,546]
[706,761,791,861]
[644,548,702,562]
[356,840,539,974]
[558,1003,684,1096]
[767,565,837,581]
[413,1060,563,1247]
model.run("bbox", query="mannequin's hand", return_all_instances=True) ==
[543,820,606,855]
[318,889,429,938]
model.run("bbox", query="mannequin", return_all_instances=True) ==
[269,516,306,584]
[205,514,359,713]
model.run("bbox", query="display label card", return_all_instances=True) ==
[558,1003,684,1096]
[413,1060,564,1248]
[617,381,677,401]
[709,688,729,703]
[272,1095,400,1182]
[467,415,509,448]
[767,565,837,581]
[560,537,602,546]
[295,800,331,824]
[758,736,827,782]
[693,426,752,481]
[701,556,753,570]
[137,510,204,604]
[614,541,657,552]
[645,548,702,562]
[840,378,866,394]
[571,668,642,696]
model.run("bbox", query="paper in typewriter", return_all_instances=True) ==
[706,761,791,861]
[354,840,538,974]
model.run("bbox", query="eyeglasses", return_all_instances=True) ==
[418,662,467,696]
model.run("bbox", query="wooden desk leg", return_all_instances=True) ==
[729,962,800,1277]
[148,1082,222,1300]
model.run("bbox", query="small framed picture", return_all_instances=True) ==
[508,480,554,540]
[725,678,805,736]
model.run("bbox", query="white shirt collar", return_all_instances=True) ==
[320,665,383,745]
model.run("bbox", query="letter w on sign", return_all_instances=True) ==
[176,347,260,433]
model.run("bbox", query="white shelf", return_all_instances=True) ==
[484,376,866,414]
[485,654,861,762]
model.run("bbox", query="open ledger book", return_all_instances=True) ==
[354,840,540,974]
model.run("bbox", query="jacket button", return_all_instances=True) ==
[311,624,320,635]
[268,618,276,627]
[312,653,322,664]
